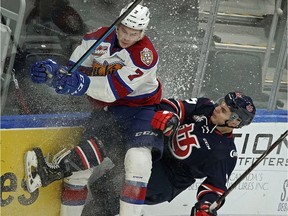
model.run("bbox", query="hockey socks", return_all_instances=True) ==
[55,136,106,173]
[60,178,90,216]
[119,147,152,216]
[71,136,106,170]
[59,137,106,216]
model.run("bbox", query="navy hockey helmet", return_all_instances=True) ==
[224,92,256,128]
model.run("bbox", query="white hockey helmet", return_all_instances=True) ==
[119,3,150,31]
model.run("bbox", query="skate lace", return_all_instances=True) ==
[44,157,60,169]
[45,148,71,170]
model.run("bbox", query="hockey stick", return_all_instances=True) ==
[68,0,143,74]
[209,130,288,211]
[11,69,31,114]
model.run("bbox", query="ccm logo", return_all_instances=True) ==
[135,131,158,137]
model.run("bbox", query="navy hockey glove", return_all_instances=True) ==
[151,111,180,136]
[191,201,217,216]
[30,59,59,83]
[52,67,90,96]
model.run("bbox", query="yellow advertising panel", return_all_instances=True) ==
[1,127,84,216]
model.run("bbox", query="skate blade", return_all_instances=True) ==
[24,150,42,193]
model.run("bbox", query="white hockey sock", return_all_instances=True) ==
[60,204,85,216]
[119,200,143,216]
[60,169,92,216]
[119,147,152,216]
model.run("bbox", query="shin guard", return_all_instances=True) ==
[120,147,152,216]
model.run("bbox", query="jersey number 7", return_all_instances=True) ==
[128,69,144,81]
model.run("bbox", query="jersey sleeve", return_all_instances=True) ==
[69,34,93,67]
[159,97,215,124]
[196,157,237,209]
[68,27,107,74]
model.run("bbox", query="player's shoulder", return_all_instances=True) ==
[83,26,111,41]
[196,97,215,112]
[198,97,215,106]
[126,36,158,69]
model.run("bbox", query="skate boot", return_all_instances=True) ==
[24,147,72,193]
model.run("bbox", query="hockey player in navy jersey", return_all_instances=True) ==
[25,3,163,216]
[146,91,256,216]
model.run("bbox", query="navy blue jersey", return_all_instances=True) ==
[158,97,237,205]
[159,97,215,124]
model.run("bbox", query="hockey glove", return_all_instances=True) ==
[30,59,59,83]
[151,111,180,136]
[52,67,90,96]
[191,201,217,216]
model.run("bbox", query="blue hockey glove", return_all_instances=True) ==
[52,67,90,96]
[151,111,180,136]
[30,59,59,83]
[191,201,217,216]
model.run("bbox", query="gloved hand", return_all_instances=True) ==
[30,59,59,83]
[52,67,90,96]
[191,201,217,216]
[151,111,180,136]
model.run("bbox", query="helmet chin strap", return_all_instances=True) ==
[216,120,239,129]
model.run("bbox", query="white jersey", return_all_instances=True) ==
[69,27,162,107]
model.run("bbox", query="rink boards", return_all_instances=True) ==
[1,110,287,216]
[1,113,86,216]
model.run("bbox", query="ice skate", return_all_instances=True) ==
[24,148,71,193]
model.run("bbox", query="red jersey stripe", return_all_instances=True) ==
[74,146,90,169]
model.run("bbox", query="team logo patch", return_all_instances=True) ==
[93,45,108,57]
[235,92,243,98]
[169,124,200,160]
[246,104,254,113]
[192,115,207,123]
[140,48,153,66]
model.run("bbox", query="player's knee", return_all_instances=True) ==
[124,147,152,182]
[73,137,106,170]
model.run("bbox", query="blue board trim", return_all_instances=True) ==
[253,109,287,122]
[0,112,90,129]
[0,109,287,129]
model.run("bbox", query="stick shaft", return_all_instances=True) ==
[210,130,288,210]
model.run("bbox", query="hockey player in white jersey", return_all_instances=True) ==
[25,3,163,216]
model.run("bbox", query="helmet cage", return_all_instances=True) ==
[224,92,255,128]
